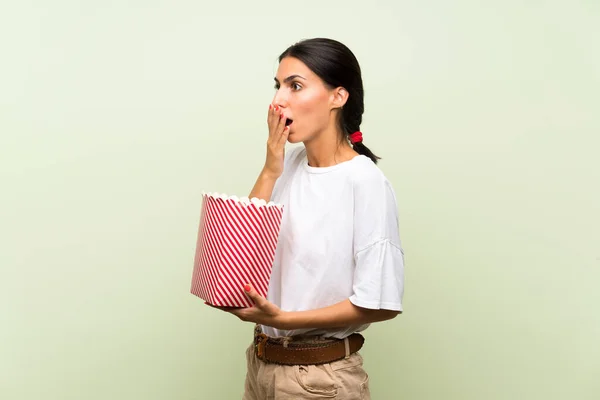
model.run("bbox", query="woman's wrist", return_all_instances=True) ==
[249,169,279,201]
[259,168,281,182]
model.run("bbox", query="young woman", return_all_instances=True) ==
[213,38,405,399]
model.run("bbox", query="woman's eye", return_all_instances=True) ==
[273,83,301,91]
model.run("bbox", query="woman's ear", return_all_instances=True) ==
[330,87,349,110]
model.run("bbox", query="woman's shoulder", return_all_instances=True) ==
[349,155,390,186]
[346,156,400,207]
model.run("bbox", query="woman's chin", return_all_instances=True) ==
[287,133,303,144]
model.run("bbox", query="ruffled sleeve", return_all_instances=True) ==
[349,169,404,311]
[349,238,404,311]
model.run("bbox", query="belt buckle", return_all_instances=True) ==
[255,333,268,359]
[254,327,268,360]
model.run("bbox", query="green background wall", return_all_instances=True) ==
[1,1,598,399]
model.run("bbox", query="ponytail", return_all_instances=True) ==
[352,140,381,164]
[347,130,381,164]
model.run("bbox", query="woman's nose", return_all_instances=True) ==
[272,90,288,108]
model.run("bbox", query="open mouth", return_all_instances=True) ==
[285,118,293,126]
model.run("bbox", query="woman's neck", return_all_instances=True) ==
[304,127,358,168]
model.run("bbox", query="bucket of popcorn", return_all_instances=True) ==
[190,192,284,307]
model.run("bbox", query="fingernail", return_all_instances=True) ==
[269,104,272,109]
[275,106,279,111]
[244,284,251,292]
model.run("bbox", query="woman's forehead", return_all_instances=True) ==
[275,57,315,82]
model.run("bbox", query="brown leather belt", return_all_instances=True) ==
[253,325,365,366]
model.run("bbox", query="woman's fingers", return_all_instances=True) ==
[268,104,287,138]
[263,103,288,177]
[267,104,278,129]
[279,125,290,145]
[277,109,286,134]
[267,104,276,124]
[271,105,289,146]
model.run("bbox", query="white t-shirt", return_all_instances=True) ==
[261,145,405,339]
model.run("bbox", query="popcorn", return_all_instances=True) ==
[190,192,283,307]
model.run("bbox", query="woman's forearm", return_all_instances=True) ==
[249,169,278,202]
[279,299,400,331]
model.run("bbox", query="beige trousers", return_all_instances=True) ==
[242,342,371,399]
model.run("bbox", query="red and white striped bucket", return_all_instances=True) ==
[190,193,284,307]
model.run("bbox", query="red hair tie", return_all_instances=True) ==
[349,131,363,144]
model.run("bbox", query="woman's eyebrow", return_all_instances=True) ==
[274,74,307,84]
